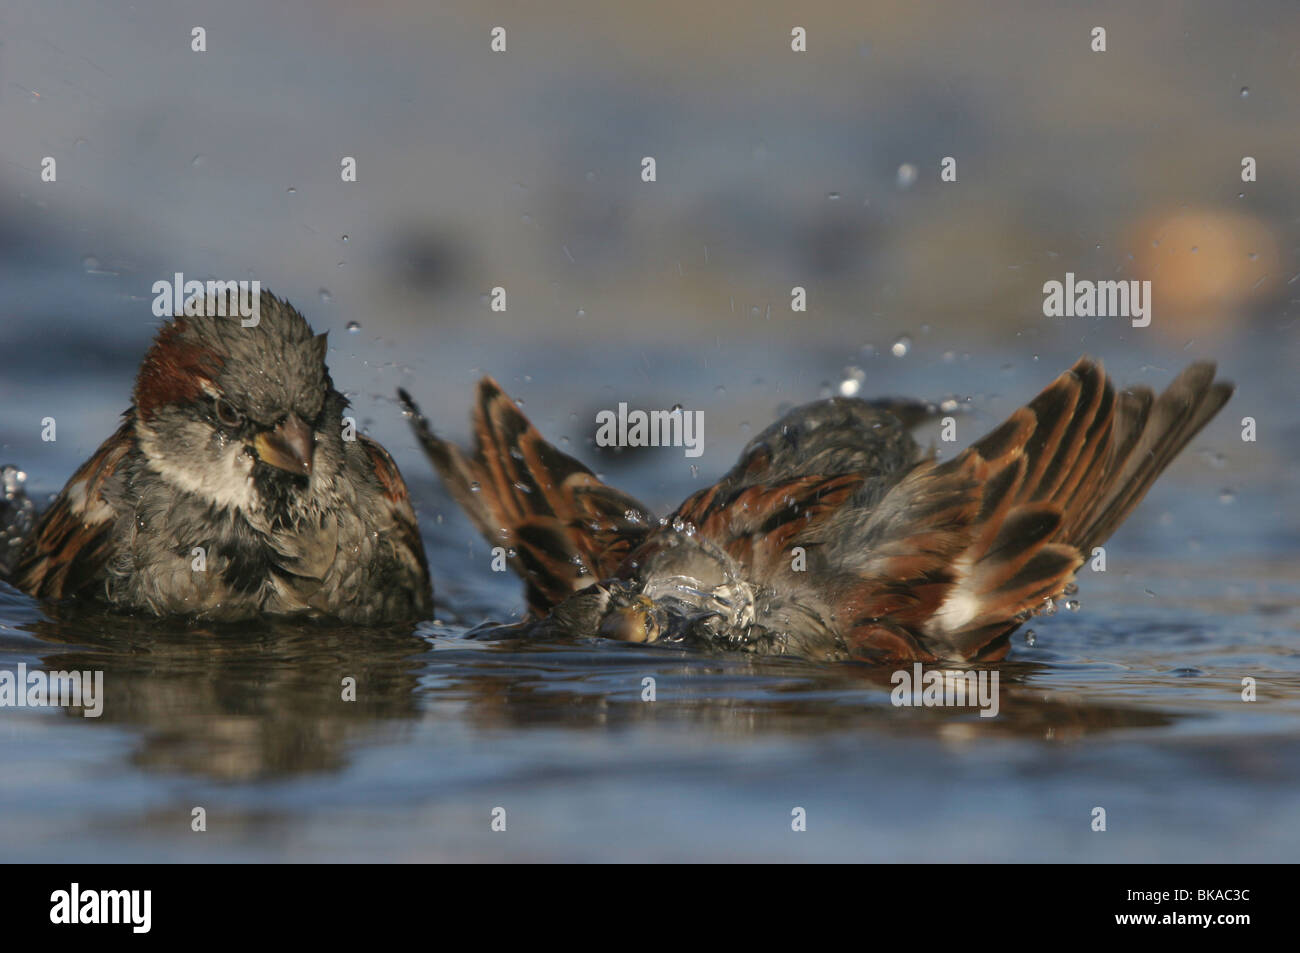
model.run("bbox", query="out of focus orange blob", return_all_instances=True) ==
[1128,207,1280,339]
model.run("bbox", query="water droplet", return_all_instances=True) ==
[896,163,918,190]
[1063,582,1079,596]
[286,187,297,194]
[576,308,586,318]
[1219,488,1235,504]
[73,137,89,149]
[319,288,331,303]
[1240,86,1250,98]
[839,365,866,397]
[1024,629,1037,646]
[341,234,349,243]
[2,465,28,500]
[1237,193,1245,200]
[190,153,206,167]
[891,335,911,357]
[469,481,481,493]
[827,191,841,201]
[1065,599,1081,612]
[1248,251,1258,260]
[346,320,360,333]
[81,255,99,272]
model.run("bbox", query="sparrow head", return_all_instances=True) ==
[593,571,757,648]
[597,587,669,643]
[132,291,342,515]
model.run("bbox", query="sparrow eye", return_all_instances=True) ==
[214,398,244,429]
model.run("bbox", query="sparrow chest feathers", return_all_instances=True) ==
[102,438,362,617]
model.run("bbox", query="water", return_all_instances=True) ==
[0,337,1297,861]
[1,553,1297,861]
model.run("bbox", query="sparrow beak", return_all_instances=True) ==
[598,594,661,643]
[253,414,315,477]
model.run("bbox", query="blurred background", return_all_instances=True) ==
[1,1,1298,862]
[2,1,1297,536]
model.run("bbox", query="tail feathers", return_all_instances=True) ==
[399,379,654,614]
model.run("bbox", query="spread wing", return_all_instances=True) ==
[399,379,654,615]
[808,359,1233,662]
[668,396,930,580]
[13,419,134,599]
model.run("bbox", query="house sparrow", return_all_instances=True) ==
[11,292,432,624]
[399,358,1231,662]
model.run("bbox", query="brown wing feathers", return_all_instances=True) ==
[672,473,866,579]
[842,358,1232,661]
[1069,362,1232,551]
[399,379,653,614]
[13,420,134,599]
